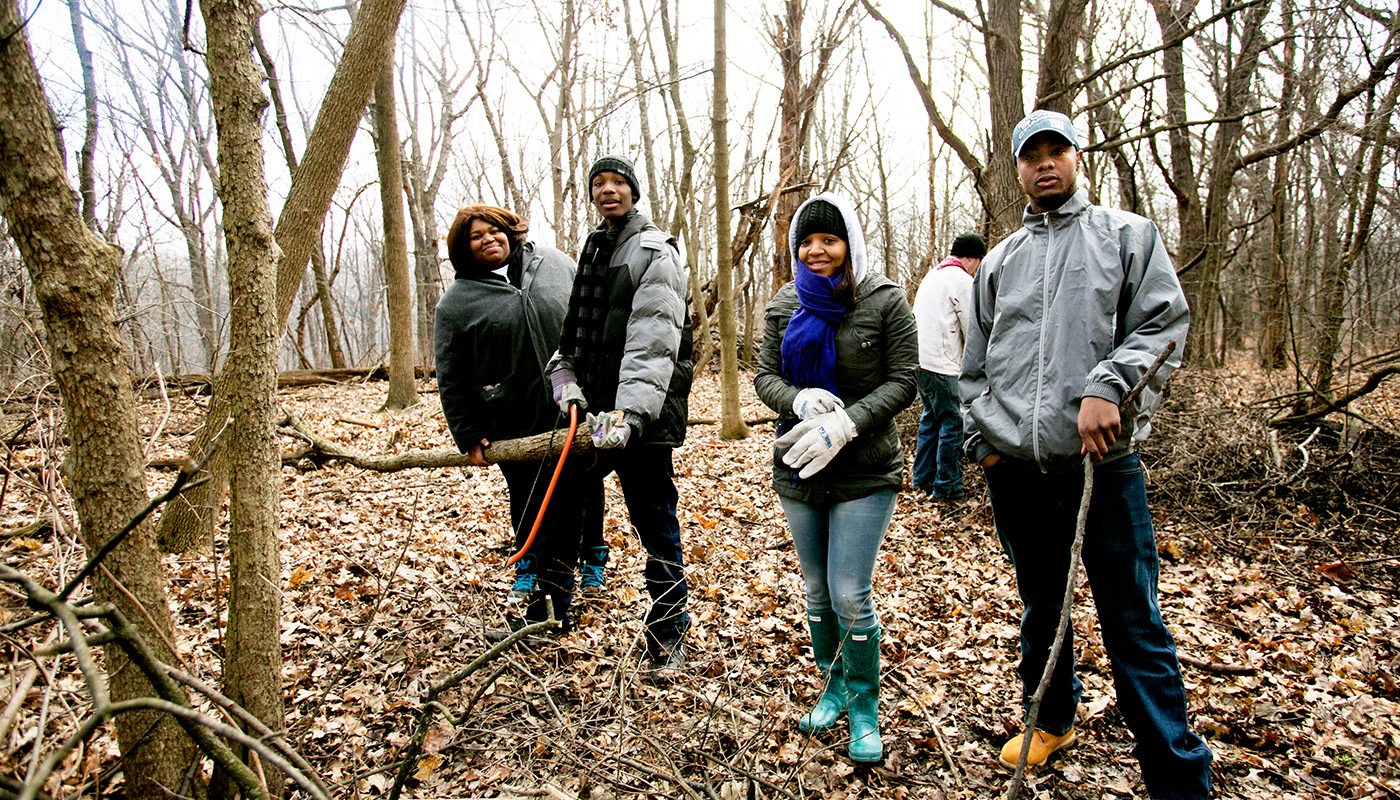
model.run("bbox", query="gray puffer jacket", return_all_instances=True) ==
[755,194,918,504]
[961,187,1189,470]
[435,242,574,452]
[549,210,692,447]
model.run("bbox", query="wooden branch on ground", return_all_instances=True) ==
[1176,652,1256,675]
[277,415,594,472]
[1268,365,1400,428]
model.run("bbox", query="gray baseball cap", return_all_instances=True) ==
[1011,110,1081,157]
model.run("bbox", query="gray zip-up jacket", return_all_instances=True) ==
[961,187,1189,470]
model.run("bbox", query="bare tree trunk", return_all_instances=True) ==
[199,2,287,796]
[1152,0,1207,333]
[622,0,663,226]
[1312,80,1397,399]
[372,56,419,410]
[713,0,749,441]
[982,0,1025,238]
[1261,2,1298,370]
[660,0,710,374]
[255,20,346,370]
[1189,0,1270,364]
[768,0,851,292]
[1034,0,1089,113]
[0,3,195,797]
[67,0,99,231]
[861,0,1016,238]
[159,0,407,553]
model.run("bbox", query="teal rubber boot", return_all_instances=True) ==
[798,608,847,732]
[843,625,883,763]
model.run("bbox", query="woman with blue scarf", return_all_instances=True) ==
[755,193,918,763]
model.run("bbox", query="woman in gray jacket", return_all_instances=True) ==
[754,193,918,763]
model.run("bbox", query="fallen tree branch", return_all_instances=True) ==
[1175,653,1256,675]
[278,415,594,471]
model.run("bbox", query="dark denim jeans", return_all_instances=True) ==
[579,445,690,655]
[913,370,964,497]
[985,454,1213,800]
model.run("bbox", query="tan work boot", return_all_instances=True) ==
[998,727,1078,769]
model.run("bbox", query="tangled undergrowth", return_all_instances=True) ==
[1,365,1397,800]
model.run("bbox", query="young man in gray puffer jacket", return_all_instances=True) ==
[962,110,1212,799]
[547,155,694,674]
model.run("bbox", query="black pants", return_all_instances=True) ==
[499,459,584,628]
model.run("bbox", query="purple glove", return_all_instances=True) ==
[549,367,587,414]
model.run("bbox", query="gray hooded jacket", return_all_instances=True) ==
[961,187,1189,470]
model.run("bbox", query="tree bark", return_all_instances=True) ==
[255,19,346,370]
[372,55,419,410]
[981,0,1025,238]
[0,2,195,797]
[1033,0,1089,114]
[660,0,709,375]
[67,0,99,231]
[713,0,749,441]
[198,1,287,796]
[158,0,407,553]
[768,0,851,292]
[1260,1,1297,370]
[1151,0,1207,333]
[1188,0,1270,364]
[1311,79,1397,400]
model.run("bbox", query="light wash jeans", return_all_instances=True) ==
[779,489,898,630]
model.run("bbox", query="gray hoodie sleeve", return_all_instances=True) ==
[960,247,998,462]
[615,230,684,429]
[1080,217,1189,418]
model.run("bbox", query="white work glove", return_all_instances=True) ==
[587,410,631,450]
[792,388,844,420]
[550,367,587,415]
[776,407,856,479]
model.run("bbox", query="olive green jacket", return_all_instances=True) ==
[754,272,919,504]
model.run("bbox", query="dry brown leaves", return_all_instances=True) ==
[1,365,1397,800]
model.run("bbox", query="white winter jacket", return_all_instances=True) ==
[913,256,974,375]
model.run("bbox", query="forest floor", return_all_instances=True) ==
[2,363,1398,800]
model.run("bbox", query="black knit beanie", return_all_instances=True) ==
[589,155,643,201]
[951,232,987,259]
[794,199,847,244]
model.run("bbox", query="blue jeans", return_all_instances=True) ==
[912,371,964,497]
[779,490,897,630]
[985,454,1212,800]
[579,445,690,655]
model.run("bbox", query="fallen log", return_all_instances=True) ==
[274,415,594,472]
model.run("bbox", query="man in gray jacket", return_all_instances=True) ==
[548,154,694,673]
[962,110,1212,798]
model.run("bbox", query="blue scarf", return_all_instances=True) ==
[781,265,848,396]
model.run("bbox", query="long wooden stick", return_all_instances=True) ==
[1005,341,1176,799]
[278,415,594,471]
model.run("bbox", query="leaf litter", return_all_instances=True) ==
[0,364,1397,799]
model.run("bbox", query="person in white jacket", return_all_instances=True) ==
[910,233,984,500]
